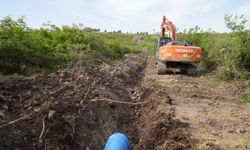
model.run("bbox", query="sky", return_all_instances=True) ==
[0,0,250,33]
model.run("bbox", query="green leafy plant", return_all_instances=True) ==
[239,94,250,103]
[178,14,250,80]
[0,16,149,75]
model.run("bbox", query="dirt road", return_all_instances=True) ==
[0,53,250,150]
[140,56,250,150]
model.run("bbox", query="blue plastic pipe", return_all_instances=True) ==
[104,132,129,150]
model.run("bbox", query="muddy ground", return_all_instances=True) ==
[0,53,250,150]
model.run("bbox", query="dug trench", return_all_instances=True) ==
[0,53,192,150]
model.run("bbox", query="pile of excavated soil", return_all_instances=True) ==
[0,53,193,150]
[0,53,147,150]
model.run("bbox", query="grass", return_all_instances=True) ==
[1,15,250,81]
[239,90,250,103]
[0,16,155,75]
[239,94,250,103]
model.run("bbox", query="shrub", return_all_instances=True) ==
[0,16,145,75]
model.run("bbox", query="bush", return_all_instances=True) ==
[0,16,144,75]
[239,94,250,103]
[178,14,250,80]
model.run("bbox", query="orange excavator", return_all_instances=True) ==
[156,16,202,74]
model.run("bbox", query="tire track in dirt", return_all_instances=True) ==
[144,56,250,150]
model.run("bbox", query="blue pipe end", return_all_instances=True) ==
[104,132,129,150]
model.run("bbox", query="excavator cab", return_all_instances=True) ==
[157,37,171,47]
[156,37,171,60]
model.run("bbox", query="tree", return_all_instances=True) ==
[224,14,248,33]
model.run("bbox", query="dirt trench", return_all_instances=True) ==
[0,53,146,150]
[0,53,193,150]
[0,53,249,150]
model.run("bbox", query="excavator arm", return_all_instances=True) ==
[161,16,177,41]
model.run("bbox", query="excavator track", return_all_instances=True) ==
[181,65,197,75]
[156,61,166,74]
[186,65,197,75]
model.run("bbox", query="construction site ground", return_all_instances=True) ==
[0,53,250,150]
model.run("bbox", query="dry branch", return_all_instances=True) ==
[39,117,46,139]
[90,98,147,105]
[0,114,30,129]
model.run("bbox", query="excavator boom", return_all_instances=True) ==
[161,16,177,41]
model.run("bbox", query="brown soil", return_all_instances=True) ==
[143,56,250,150]
[0,53,250,150]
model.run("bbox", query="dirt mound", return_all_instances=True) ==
[0,53,147,150]
[0,53,194,150]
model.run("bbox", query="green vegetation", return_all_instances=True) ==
[239,82,250,103]
[0,15,249,102]
[175,14,250,103]
[178,14,250,80]
[0,16,150,75]
[240,94,250,103]
[0,14,249,81]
